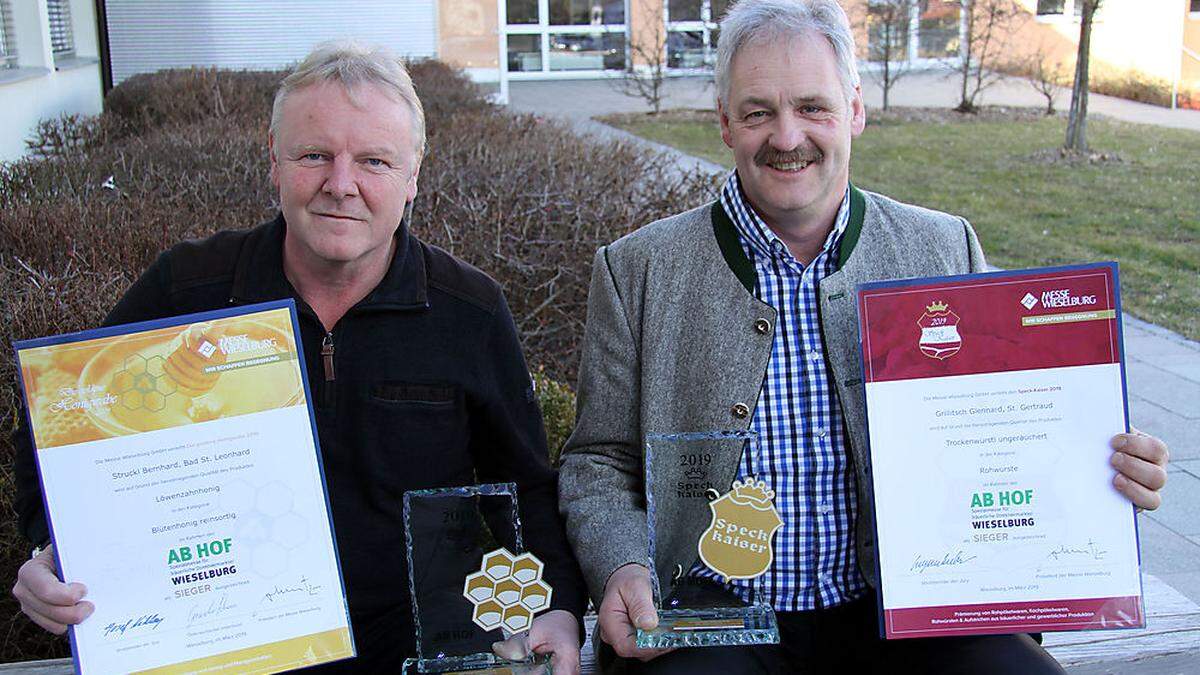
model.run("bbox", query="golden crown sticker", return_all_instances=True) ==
[462,548,552,634]
[698,479,783,581]
[917,300,962,360]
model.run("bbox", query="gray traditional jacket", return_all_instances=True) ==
[558,186,988,604]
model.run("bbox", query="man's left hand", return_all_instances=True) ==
[492,609,581,675]
[1110,428,1169,511]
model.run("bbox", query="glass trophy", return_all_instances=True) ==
[636,431,781,649]
[402,483,553,674]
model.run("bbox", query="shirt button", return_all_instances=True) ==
[731,403,750,419]
[818,501,831,515]
[816,427,827,438]
[754,318,772,335]
[807,351,822,362]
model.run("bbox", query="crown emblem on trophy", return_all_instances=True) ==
[684,466,706,480]
[728,479,776,509]
[926,300,949,313]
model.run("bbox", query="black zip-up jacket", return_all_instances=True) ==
[14,214,588,666]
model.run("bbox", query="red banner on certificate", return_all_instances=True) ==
[860,267,1121,384]
[858,263,1143,639]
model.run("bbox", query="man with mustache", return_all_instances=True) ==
[558,1,1169,672]
[12,41,586,672]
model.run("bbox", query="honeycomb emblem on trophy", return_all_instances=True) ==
[462,548,552,634]
[112,353,177,412]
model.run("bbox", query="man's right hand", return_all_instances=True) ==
[12,545,93,634]
[597,563,673,661]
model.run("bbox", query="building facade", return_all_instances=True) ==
[3,1,1198,162]
[0,0,104,162]
[95,1,1199,105]
[1007,0,1200,105]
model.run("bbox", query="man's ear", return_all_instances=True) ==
[718,99,734,149]
[268,132,280,188]
[406,158,420,203]
[849,85,866,138]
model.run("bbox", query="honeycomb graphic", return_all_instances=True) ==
[462,548,552,634]
[222,480,311,579]
[112,353,177,412]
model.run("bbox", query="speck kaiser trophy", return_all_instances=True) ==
[402,483,553,674]
[636,431,782,649]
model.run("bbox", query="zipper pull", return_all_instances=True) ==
[321,333,335,382]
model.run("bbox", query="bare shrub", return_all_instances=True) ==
[953,0,1024,113]
[1021,44,1067,116]
[104,68,284,135]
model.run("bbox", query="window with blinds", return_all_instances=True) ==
[48,0,75,57]
[0,0,16,68]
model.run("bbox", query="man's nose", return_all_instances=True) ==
[771,113,806,152]
[322,155,359,199]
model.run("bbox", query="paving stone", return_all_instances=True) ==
[1122,318,1200,361]
[1144,471,1200,537]
[1128,396,1200,461]
[1158,363,1200,385]
[1152,570,1200,609]
[1137,516,1200,576]
[1175,459,1200,479]
[1125,359,1200,420]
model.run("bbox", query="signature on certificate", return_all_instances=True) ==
[1046,539,1108,562]
[188,593,238,625]
[911,550,978,574]
[260,576,323,605]
[103,613,164,638]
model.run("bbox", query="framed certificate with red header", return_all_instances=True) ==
[857,263,1144,639]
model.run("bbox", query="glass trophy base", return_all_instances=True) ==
[636,604,780,649]
[402,652,552,674]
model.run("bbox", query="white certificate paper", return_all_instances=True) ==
[858,263,1143,639]
[16,300,353,673]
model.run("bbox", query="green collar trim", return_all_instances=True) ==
[710,184,867,294]
[839,184,866,270]
[711,201,757,294]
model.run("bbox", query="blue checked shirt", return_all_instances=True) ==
[694,172,866,611]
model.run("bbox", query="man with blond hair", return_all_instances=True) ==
[13,41,586,672]
[558,1,1168,672]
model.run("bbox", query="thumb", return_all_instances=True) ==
[491,633,530,661]
[620,580,659,631]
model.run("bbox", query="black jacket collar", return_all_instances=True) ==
[231,204,429,312]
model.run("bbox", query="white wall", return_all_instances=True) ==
[106,0,438,84]
[1028,0,1189,82]
[0,0,104,163]
[1088,1,1187,80]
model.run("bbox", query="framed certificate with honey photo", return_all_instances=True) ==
[14,299,353,674]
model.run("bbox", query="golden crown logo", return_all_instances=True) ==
[918,301,962,360]
[698,478,784,581]
[728,479,777,510]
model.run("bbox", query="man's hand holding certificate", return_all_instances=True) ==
[13,301,353,673]
[858,263,1165,639]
